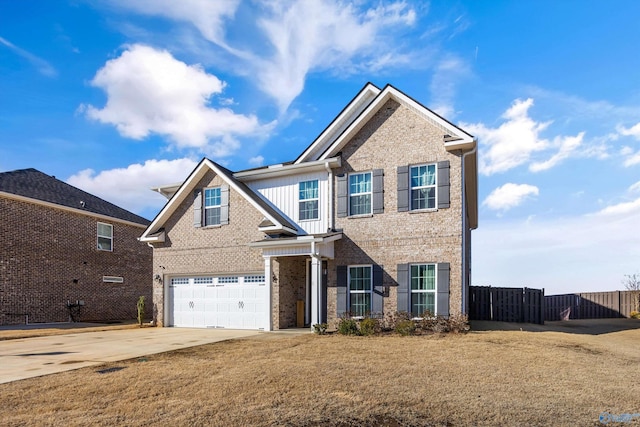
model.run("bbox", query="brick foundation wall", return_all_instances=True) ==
[0,197,152,325]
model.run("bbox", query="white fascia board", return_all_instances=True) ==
[142,158,295,239]
[139,230,165,243]
[294,84,381,164]
[0,191,148,229]
[234,157,341,181]
[318,86,475,161]
[248,233,342,248]
[151,182,182,199]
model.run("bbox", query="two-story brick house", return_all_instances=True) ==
[0,168,152,325]
[141,83,478,330]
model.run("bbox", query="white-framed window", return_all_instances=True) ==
[348,265,372,317]
[410,164,436,210]
[204,187,221,226]
[218,276,239,284]
[299,180,319,221]
[244,275,265,283]
[349,172,372,216]
[410,264,436,317]
[97,222,113,251]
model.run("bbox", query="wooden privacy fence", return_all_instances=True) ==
[469,286,545,324]
[545,291,638,321]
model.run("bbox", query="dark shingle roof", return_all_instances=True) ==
[0,168,150,225]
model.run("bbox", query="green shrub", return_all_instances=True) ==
[359,316,380,336]
[395,319,416,336]
[312,323,328,335]
[383,311,411,332]
[337,317,360,336]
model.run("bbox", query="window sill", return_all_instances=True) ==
[347,214,373,219]
[408,208,438,214]
[299,218,320,223]
[202,224,223,229]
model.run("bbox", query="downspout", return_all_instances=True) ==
[461,139,477,315]
[325,161,334,231]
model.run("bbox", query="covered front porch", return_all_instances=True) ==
[249,233,341,330]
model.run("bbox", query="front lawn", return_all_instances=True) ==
[2,326,639,426]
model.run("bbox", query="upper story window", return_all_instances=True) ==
[410,264,436,317]
[298,180,319,221]
[410,164,436,210]
[349,265,372,317]
[349,172,372,216]
[204,187,221,226]
[97,222,113,251]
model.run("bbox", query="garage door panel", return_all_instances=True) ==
[168,276,266,329]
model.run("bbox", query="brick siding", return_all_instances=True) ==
[0,197,152,325]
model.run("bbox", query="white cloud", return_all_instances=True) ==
[256,0,417,111]
[463,99,549,175]
[463,98,586,175]
[248,156,264,167]
[0,36,57,77]
[107,0,419,113]
[81,44,268,157]
[623,150,640,167]
[629,181,640,193]
[482,183,539,211]
[529,132,584,172]
[593,197,640,217]
[617,122,640,140]
[67,158,198,216]
[106,0,240,48]
[473,206,640,294]
[429,55,469,118]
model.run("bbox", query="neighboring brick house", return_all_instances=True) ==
[141,83,478,330]
[0,168,152,325]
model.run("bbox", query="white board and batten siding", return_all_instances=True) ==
[247,171,328,235]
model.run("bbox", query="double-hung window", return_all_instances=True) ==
[204,187,221,226]
[349,172,372,216]
[410,264,436,317]
[299,180,319,221]
[97,222,113,251]
[410,164,436,210]
[348,265,372,317]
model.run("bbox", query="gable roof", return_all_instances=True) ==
[140,158,299,241]
[0,168,150,226]
[299,84,475,163]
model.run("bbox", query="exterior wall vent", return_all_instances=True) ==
[103,276,124,283]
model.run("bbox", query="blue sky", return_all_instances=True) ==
[1,1,639,294]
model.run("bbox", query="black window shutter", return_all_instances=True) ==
[193,189,202,228]
[437,161,450,209]
[336,265,348,317]
[337,174,348,218]
[436,263,450,317]
[396,264,409,313]
[372,169,384,214]
[372,265,384,315]
[220,184,229,225]
[397,166,409,212]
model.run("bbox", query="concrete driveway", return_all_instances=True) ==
[0,327,261,384]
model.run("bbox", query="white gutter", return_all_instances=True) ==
[325,161,334,231]
[235,157,341,180]
[461,139,478,315]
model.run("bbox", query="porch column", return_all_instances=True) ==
[264,256,273,331]
[310,255,322,329]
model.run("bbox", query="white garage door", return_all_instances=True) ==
[168,275,267,329]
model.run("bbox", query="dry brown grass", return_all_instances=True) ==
[0,323,139,341]
[2,328,640,426]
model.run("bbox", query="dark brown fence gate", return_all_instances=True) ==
[469,286,545,324]
[545,291,638,321]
